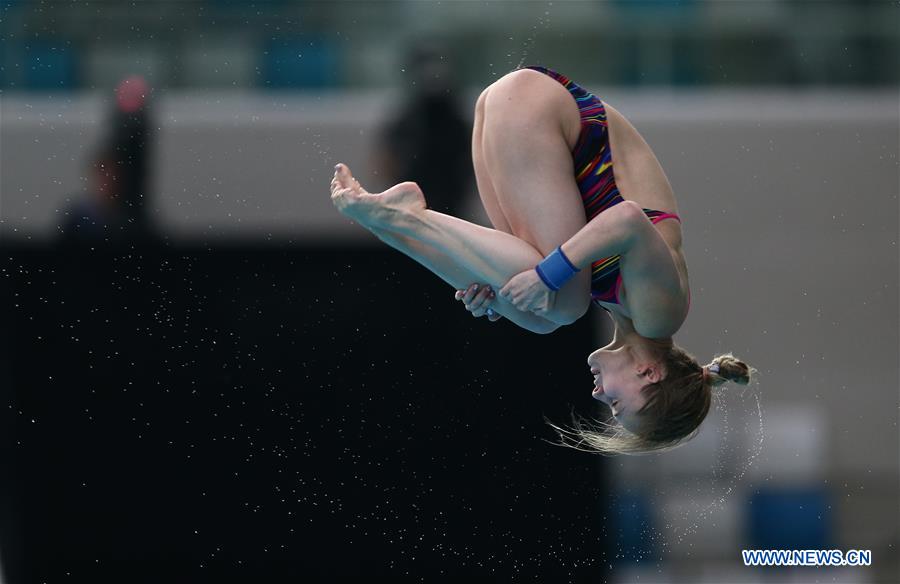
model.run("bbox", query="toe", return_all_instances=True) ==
[335,163,366,194]
[336,163,353,182]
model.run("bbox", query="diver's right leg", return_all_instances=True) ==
[471,87,513,234]
[329,70,593,328]
[475,68,592,323]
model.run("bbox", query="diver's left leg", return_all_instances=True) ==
[332,165,546,291]
[331,163,585,326]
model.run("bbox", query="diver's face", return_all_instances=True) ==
[587,347,651,433]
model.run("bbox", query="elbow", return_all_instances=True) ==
[616,200,648,231]
[618,200,652,246]
[580,199,644,255]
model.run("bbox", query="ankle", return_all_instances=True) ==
[386,205,428,236]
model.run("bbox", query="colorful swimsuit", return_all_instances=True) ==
[522,65,685,309]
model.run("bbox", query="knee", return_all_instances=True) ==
[492,68,539,94]
[552,294,591,326]
[483,69,548,112]
[482,75,521,117]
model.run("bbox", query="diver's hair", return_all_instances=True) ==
[545,348,757,456]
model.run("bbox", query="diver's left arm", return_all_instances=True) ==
[500,201,637,311]
[500,201,678,323]
[562,200,685,335]
[558,200,648,270]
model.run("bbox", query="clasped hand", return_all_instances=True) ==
[499,269,556,315]
[454,283,502,321]
[454,268,556,321]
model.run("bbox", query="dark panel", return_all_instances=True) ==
[2,243,612,583]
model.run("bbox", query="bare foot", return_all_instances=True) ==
[330,163,427,230]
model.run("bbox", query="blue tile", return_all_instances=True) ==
[208,0,289,7]
[613,0,697,11]
[261,37,339,89]
[612,490,657,563]
[24,41,77,90]
[747,488,832,550]
[0,40,7,87]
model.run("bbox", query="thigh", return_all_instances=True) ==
[481,69,587,254]
[472,88,513,234]
[480,69,591,310]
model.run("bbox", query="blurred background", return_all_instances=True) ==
[1,0,898,582]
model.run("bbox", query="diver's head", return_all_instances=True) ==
[587,335,671,435]
[571,341,756,455]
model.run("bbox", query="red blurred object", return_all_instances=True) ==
[115,75,149,113]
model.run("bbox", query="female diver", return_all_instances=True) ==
[330,65,755,454]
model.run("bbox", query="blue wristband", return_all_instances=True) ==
[535,246,580,291]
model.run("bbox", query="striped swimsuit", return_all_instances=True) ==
[522,65,683,308]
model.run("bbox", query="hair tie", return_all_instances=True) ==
[703,362,720,383]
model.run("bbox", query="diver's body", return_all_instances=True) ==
[330,65,753,455]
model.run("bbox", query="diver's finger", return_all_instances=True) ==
[469,285,493,311]
[461,283,480,304]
